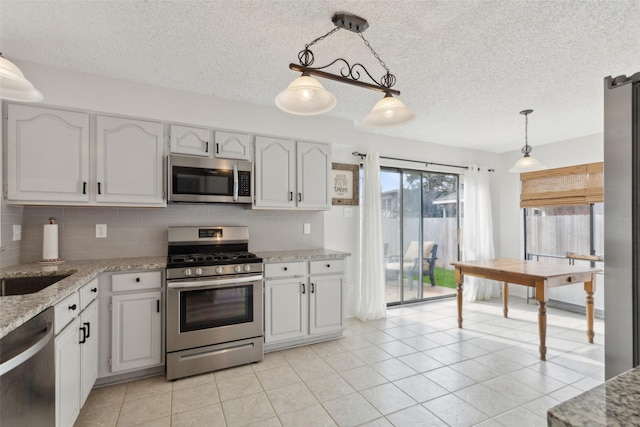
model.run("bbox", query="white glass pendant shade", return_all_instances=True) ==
[275,75,336,115]
[0,55,43,102]
[508,154,546,173]
[363,94,415,127]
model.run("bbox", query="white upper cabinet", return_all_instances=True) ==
[95,115,165,206]
[254,137,331,210]
[5,104,166,207]
[214,131,252,160]
[254,136,296,208]
[6,104,90,203]
[169,124,211,157]
[296,141,331,209]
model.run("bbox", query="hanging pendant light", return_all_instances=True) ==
[363,93,415,127]
[276,12,414,127]
[509,109,546,173]
[275,74,337,115]
[0,53,43,102]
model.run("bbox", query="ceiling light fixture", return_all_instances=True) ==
[0,52,43,102]
[275,12,415,127]
[509,109,546,173]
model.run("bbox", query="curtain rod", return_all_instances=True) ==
[351,151,495,172]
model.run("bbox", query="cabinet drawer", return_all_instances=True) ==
[112,271,161,293]
[309,259,344,275]
[55,291,80,335]
[80,278,99,310]
[264,262,306,279]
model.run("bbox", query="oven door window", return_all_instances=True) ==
[180,285,253,332]
[173,166,233,196]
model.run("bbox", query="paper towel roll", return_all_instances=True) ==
[43,223,59,260]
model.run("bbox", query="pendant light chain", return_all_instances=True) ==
[358,32,389,73]
[521,110,533,156]
[306,26,341,49]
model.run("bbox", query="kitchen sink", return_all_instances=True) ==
[0,274,72,296]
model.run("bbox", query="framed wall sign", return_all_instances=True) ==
[331,163,359,205]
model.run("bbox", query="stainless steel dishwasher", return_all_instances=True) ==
[0,307,55,426]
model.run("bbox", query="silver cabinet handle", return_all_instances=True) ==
[0,323,53,376]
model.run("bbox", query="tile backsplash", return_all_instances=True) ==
[20,204,324,263]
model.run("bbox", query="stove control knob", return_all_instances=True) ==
[215,266,224,274]
[184,268,193,277]
[243,264,252,272]
[195,268,203,276]
[234,265,242,273]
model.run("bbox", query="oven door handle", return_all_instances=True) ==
[167,274,263,289]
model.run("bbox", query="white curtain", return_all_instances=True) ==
[462,166,499,301]
[357,152,386,321]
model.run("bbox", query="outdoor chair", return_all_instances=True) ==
[385,241,438,287]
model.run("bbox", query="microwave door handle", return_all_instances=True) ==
[233,164,239,201]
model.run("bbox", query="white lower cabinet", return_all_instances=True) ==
[264,259,345,351]
[265,277,308,343]
[80,300,99,405]
[55,279,99,427]
[97,270,163,377]
[309,274,344,335]
[55,315,81,427]
[111,290,162,372]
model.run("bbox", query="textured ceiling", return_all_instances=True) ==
[1,0,638,152]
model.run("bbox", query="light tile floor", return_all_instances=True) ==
[76,296,604,426]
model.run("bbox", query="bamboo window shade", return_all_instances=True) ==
[519,162,603,208]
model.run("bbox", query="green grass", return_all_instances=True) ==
[409,267,457,289]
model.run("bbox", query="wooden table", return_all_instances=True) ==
[451,258,601,361]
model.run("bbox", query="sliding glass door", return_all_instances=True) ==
[382,168,460,305]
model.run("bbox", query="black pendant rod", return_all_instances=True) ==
[351,151,495,172]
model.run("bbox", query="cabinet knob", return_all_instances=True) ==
[283,267,288,271]
[326,264,331,268]
[136,277,141,282]
[69,304,77,311]
[91,287,97,293]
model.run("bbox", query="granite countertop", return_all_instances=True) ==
[256,249,350,262]
[548,367,640,426]
[0,256,166,339]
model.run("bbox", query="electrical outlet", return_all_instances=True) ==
[95,224,107,238]
[12,224,22,241]
[344,207,353,218]
[348,283,353,293]
[303,223,311,234]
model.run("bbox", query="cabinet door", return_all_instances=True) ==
[7,104,90,203]
[96,116,165,205]
[80,300,99,406]
[214,131,252,160]
[309,275,344,336]
[170,124,210,156]
[296,141,331,209]
[254,136,295,208]
[55,317,81,427]
[111,291,162,372]
[264,278,307,342]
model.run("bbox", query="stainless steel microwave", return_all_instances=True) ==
[167,155,252,204]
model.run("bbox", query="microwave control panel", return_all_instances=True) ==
[238,171,251,196]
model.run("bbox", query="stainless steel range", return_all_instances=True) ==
[166,226,263,380]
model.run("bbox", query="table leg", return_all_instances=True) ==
[585,279,595,343]
[455,268,463,328]
[502,282,509,318]
[538,300,547,361]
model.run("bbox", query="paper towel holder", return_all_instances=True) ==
[40,216,65,264]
